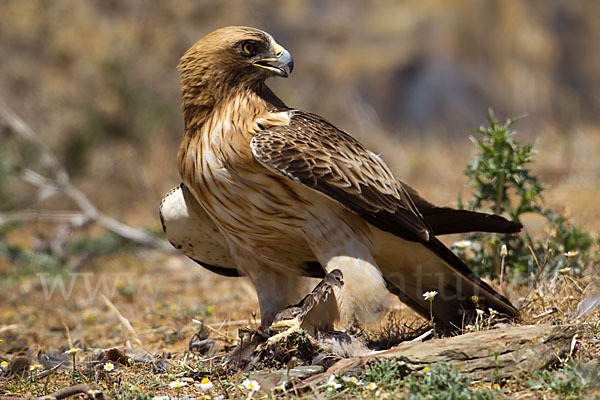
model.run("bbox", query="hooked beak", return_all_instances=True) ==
[253,43,294,78]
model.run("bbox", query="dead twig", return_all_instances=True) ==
[35,383,90,400]
[0,98,176,254]
[100,294,142,346]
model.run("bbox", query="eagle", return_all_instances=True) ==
[160,26,521,332]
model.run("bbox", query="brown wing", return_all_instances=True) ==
[251,110,431,242]
[251,110,519,321]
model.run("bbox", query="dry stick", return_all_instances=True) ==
[34,383,91,400]
[192,319,240,343]
[0,383,94,400]
[0,99,176,254]
[216,318,261,329]
[100,294,142,346]
[63,322,73,349]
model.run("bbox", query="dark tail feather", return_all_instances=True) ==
[383,237,519,331]
[422,207,522,235]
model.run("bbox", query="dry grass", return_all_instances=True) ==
[1,130,599,399]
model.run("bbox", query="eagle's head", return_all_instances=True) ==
[178,26,293,96]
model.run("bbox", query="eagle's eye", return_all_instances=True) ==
[240,41,257,57]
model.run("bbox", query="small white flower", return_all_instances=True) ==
[560,267,572,275]
[87,389,102,398]
[64,347,81,355]
[241,378,260,391]
[103,362,114,372]
[564,251,578,258]
[564,295,575,301]
[30,363,42,371]
[196,377,213,391]
[453,240,473,249]
[366,382,378,390]
[554,372,569,382]
[342,375,362,385]
[500,245,508,257]
[0,361,8,370]
[423,291,438,301]
[488,308,498,317]
[273,381,287,392]
[152,396,169,400]
[169,381,187,388]
[476,308,485,316]
[324,375,342,390]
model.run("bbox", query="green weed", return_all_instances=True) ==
[458,110,596,278]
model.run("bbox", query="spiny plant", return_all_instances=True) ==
[527,361,600,399]
[457,110,595,279]
[403,363,496,400]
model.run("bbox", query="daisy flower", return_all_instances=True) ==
[241,378,260,391]
[453,240,473,249]
[87,389,103,398]
[366,382,378,390]
[324,375,342,390]
[273,381,287,392]
[64,348,81,355]
[342,375,362,385]
[476,308,485,316]
[169,381,187,389]
[197,377,213,391]
[30,363,42,371]
[103,362,115,372]
[564,251,578,258]
[422,291,438,301]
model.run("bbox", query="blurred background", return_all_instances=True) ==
[2,0,600,218]
[0,0,599,348]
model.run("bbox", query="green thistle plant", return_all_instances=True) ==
[458,110,596,279]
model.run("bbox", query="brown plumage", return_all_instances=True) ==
[160,26,521,331]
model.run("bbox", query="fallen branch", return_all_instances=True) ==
[35,383,90,400]
[0,98,176,254]
[101,294,142,346]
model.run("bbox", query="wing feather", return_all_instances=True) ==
[251,110,430,242]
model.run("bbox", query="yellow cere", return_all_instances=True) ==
[273,43,285,57]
